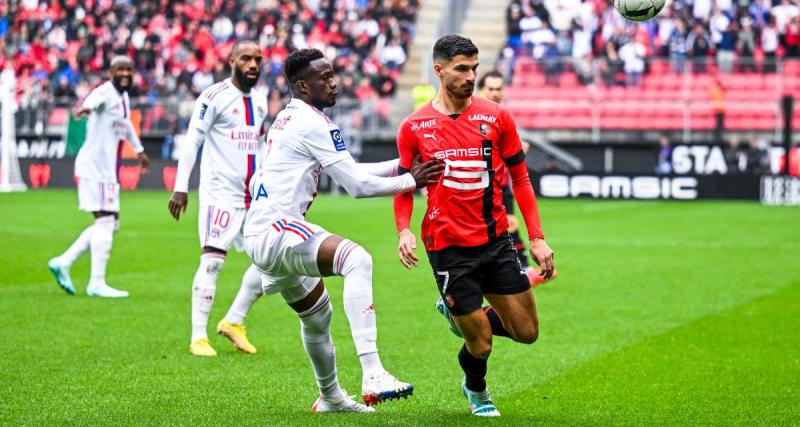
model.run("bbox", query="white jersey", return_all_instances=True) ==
[188,78,269,208]
[74,81,143,181]
[243,98,352,236]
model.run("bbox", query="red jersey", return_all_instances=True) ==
[394,97,544,251]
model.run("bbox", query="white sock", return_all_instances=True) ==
[223,264,263,325]
[298,290,344,402]
[59,224,93,266]
[88,216,115,287]
[191,253,225,342]
[332,240,384,378]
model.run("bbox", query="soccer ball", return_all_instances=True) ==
[614,0,666,21]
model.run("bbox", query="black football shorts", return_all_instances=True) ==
[427,233,530,316]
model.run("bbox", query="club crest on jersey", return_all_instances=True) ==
[330,129,346,151]
[479,123,490,136]
[199,103,208,120]
[257,106,265,117]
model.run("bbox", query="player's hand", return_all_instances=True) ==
[506,214,519,233]
[398,228,419,269]
[138,152,151,174]
[409,159,444,189]
[73,107,91,119]
[168,191,188,221]
[530,238,555,279]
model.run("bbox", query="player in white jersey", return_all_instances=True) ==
[243,49,443,412]
[48,56,151,298]
[168,41,267,357]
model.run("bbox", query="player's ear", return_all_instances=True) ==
[296,80,309,95]
[433,62,443,77]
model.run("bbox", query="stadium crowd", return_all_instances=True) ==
[2,0,418,133]
[504,0,800,84]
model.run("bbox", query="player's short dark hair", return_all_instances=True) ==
[433,35,479,63]
[478,70,504,89]
[231,40,259,58]
[284,49,325,84]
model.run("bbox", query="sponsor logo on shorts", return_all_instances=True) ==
[445,294,455,308]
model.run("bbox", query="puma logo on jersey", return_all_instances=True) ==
[423,131,437,140]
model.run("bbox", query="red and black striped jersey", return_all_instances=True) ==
[394,96,544,251]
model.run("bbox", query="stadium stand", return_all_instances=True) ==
[3,0,419,135]
[502,0,800,132]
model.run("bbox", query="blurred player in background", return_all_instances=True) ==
[243,49,442,411]
[48,56,151,298]
[394,35,555,417]
[477,70,557,287]
[168,41,266,357]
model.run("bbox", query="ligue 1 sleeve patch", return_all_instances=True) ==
[330,129,346,151]
[199,103,208,120]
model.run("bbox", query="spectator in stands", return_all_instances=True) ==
[786,16,800,57]
[771,0,800,35]
[737,17,758,72]
[668,19,688,74]
[598,42,623,87]
[717,19,738,74]
[687,22,712,73]
[619,35,646,87]
[762,18,780,73]
[749,0,771,29]
[655,134,673,175]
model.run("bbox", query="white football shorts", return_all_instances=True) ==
[245,217,330,304]
[197,204,246,251]
[78,179,120,213]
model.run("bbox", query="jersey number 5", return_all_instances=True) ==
[442,160,489,190]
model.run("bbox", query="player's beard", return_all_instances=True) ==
[235,66,259,90]
[112,76,131,93]
[446,79,474,99]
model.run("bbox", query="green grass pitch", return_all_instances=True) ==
[1,190,798,425]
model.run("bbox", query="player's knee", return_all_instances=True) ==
[339,242,372,276]
[465,338,492,359]
[299,291,332,334]
[200,255,225,277]
[512,322,539,344]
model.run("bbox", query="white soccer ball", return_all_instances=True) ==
[614,0,666,21]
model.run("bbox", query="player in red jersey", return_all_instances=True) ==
[477,70,557,287]
[393,35,555,417]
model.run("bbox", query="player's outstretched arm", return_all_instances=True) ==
[356,159,400,177]
[325,157,441,199]
[168,128,204,221]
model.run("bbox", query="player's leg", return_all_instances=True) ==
[481,234,540,344]
[316,234,414,405]
[83,181,126,297]
[190,205,241,355]
[245,225,371,413]
[432,247,501,417]
[217,210,262,354]
[218,264,262,354]
[483,290,539,344]
[282,278,372,413]
[189,246,227,356]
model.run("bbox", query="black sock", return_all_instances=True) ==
[485,306,510,338]
[459,344,487,392]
